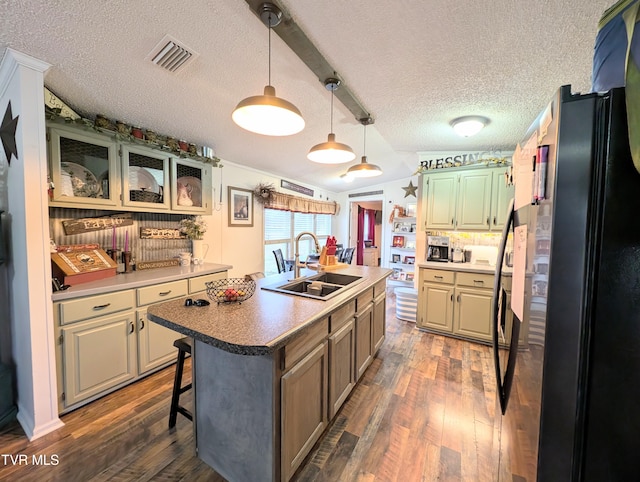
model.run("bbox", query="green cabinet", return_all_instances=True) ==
[47,120,213,214]
[55,270,227,413]
[422,166,513,232]
[417,268,494,344]
[490,168,515,231]
[424,172,457,230]
[61,311,137,407]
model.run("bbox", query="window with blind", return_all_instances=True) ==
[264,209,332,275]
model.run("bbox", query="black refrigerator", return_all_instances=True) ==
[492,85,640,481]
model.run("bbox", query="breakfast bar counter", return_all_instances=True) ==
[147,265,392,482]
[147,265,392,355]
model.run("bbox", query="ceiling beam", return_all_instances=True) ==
[243,0,371,122]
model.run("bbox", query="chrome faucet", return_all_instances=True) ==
[294,231,321,279]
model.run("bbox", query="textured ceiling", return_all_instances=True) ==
[0,0,613,193]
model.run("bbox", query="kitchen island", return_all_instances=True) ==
[147,265,391,482]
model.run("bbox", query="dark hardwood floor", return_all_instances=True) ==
[0,289,502,482]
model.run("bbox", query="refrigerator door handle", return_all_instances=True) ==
[492,198,515,414]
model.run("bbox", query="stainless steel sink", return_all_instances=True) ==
[261,272,363,300]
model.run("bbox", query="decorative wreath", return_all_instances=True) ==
[253,182,276,204]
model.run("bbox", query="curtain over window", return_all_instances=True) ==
[264,192,339,215]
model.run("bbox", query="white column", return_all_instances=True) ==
[0,48,63,439]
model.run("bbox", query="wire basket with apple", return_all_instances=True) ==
[206,278,256,304]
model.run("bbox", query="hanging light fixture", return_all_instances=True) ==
[232,3,305,136]
[346,117,383,178]
[450,115,489,137]
[307,78,356,164]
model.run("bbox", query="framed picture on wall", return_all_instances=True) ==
[405,203,417,217]
[404,256,415,265]
[392,254,401,263]
[228,186,253,227]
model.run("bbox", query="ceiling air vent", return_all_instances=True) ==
[145,34,199,73]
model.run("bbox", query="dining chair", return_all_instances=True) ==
[342,247,355,264]
[273,249,286,273]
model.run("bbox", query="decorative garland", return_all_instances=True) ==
[45,106,221,167]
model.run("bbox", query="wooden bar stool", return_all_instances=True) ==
[168,337,193,428]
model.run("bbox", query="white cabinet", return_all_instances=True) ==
[423,167,514,232]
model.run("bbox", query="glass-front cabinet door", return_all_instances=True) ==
[170,157,212,214]
[48,124,119,207]
[121,145,170,211]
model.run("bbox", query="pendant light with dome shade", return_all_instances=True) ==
[231,2,305,136]
[346,117,383,178]
[307,78,356,164]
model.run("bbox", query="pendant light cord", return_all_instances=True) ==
[268,13,272,85]
[330,86,334,134]
[363,122,367,154]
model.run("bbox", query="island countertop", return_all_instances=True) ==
[147,265,392,356]
[51,262,232,301]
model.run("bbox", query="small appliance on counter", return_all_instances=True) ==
[426,235,450,262]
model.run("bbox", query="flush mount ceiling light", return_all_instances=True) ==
[307,78,356,164]
[346,117,383,178]
[232,2,305,136]
[450,115,490,137]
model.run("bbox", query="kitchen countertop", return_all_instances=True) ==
[147,265,392,356]
[51,262,233,301]
[417,260,512,275]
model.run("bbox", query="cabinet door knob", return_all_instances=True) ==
[450,293,453,301]
[129,321,135,334]
[93,303,111,310]
[435,275,443,279]
[486,217,490,225]
[493,216,497,225]
[139,318,145,330]
[159,290,172,296]
[457,294,460,302]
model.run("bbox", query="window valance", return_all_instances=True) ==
[264,192,340,215]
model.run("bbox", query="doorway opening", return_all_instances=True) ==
[349,200,383,266]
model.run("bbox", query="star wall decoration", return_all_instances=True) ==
[402,180,417,198]
[0,101,19,165]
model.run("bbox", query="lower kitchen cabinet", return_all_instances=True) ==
[328,319,355,418]
[372,291,386,352]
[453,287,493,342]
[418,267,496,344]
[281,341,329,482]
[54,270,227,413]
[355,301,373,381]
[61,310,137,407]
[137,307,182,374]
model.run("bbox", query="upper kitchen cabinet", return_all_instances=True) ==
[121,144,171,211]
[423,171,457,231]
[47,121,213,214]
[48,124,120,208]
[170,157,212,213]
[422,166,513,232]
[490,168,515,231]
[456,170,493,231]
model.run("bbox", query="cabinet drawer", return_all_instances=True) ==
[284,318,329,372]
[137,280,188,306]
[456,271,494,289]
[188,271,228,294]
[59,290,135,325]
[355,288,374,312]
[373,279,387,298]
[422,269,455,284]
[330,301,355,333]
